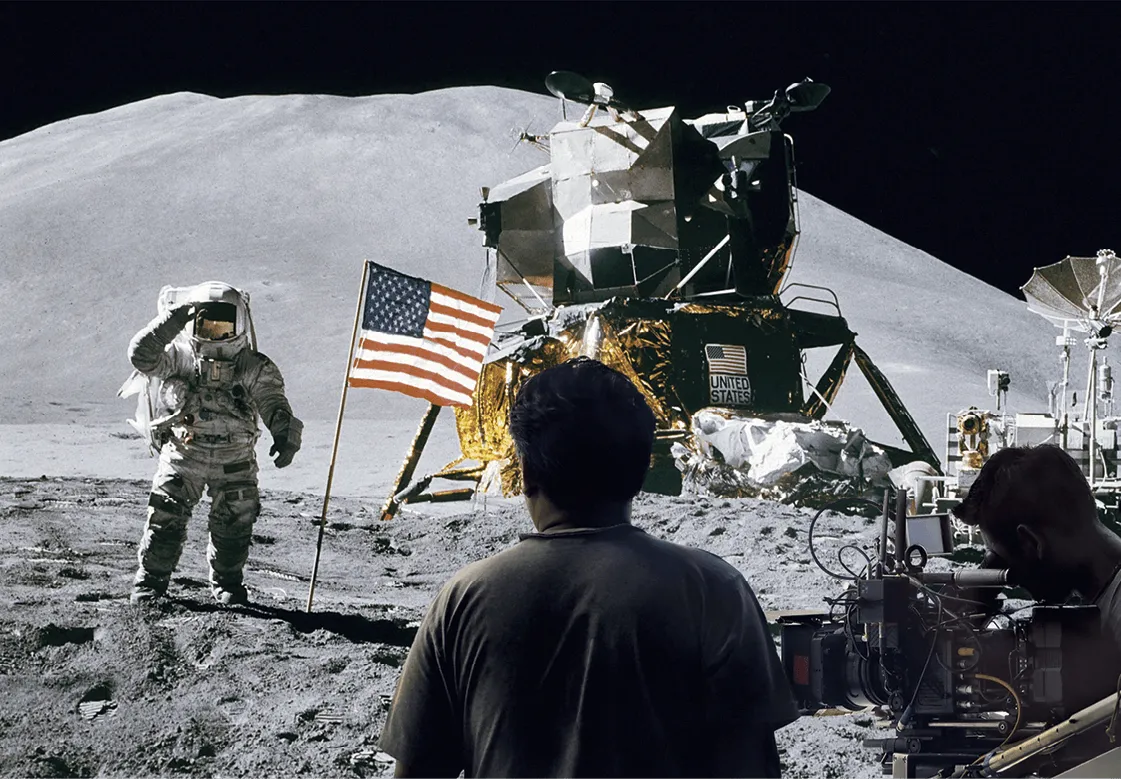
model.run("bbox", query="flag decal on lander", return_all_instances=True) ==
[705,343,752,406]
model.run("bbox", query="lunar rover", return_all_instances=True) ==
[380,72,940,519]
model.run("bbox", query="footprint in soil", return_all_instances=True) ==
[78,683,118,720]
[30,748,73,778]
[371,537,410,556]
[34,624,95,648]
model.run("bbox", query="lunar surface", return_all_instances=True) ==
[1,474,907,778]
[0,85,1069,776]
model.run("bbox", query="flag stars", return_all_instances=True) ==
[362,264,431,337]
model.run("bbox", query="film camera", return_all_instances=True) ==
[778,490,1118,778]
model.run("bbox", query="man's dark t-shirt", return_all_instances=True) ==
[1094,563,1121,649]
[378,523,799,777]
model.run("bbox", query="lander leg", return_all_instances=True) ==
[852,345,940,470]
[379,403,441,521]
[379,406,488,520]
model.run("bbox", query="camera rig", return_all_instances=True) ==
[778,490,1120,778]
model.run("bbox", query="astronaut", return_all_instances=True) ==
[126,281,302,606]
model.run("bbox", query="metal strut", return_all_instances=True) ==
[852,344,941,470]
[379,403,442,521]
[803,340,855,419]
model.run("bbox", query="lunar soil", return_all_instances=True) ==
[0,476,900,778]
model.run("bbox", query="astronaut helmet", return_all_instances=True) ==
[185,281,252,359]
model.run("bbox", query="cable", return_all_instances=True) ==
[966,673,1023,767]
[827,596,858,619]
[838,544,874,578]
[845,601,871,661]
[897,595,943,731]
[808,497,882,580]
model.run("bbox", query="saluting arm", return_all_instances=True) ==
[128,305,194,378]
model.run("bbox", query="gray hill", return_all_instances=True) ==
[0,86,1063,455]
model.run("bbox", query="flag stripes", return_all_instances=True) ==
[347,262,500,408]
[348,377,474,408]
[355,335,481,374]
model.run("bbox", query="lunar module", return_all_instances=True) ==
[930,250,1121,522]
[381,72,940,519]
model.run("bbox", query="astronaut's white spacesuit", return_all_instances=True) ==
[126,281,302,606]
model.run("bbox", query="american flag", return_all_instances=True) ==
[347,261,501,408]
[705,343,748,375]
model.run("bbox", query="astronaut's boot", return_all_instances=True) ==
[130,579,167,605]
[212,583,249,606]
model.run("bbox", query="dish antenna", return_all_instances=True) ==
[545,70,597,105]
[748,78,831,131]
[787,80,832,112]
[1023,249,1121,472]
[544,70,639,126]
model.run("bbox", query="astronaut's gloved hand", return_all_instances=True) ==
[267,410,303,468]
[269,436,299,468]
[171,303,195,320]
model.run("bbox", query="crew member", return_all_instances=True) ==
[379,357,798,778]
[953,445,1121,646]
[127,281,302,606]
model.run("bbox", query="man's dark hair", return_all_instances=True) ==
[508,357,656,510]
[952,445,1097,547]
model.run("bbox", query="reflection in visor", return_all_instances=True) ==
[195,302,238,341]
[197,318,236,340]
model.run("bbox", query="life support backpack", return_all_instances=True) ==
[117,283,257,456]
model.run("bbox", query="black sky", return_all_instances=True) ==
[4,1,1119,299]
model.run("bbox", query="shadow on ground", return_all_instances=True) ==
[166,596,419,646]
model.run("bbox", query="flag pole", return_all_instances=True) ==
[306,260,370,613]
